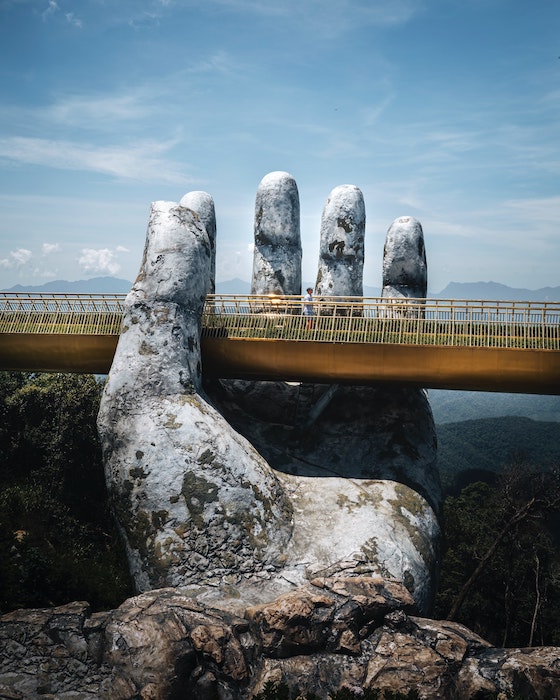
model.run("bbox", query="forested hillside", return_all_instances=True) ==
[437,416,560,494]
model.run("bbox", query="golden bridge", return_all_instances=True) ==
[0,292,559,394]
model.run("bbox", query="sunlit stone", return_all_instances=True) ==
[382,216,427,299]
[251,171,302,295]
[315,184,365,297]
[180,190,217,294]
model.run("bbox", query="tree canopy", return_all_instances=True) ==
[435,463,560,647]
[0,372,132,613]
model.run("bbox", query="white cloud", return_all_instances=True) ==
[128,12,161,29]
[42,0,58,21]
[0,136,190,184]
[502,195,560,222]
[33,265,60,279]
[42,242,61,255]
[186,50,234,75]
[65,12,82,28]
[0,248,33,268]
[209,0,417,27]
[47,93,151,125]
[78,248,121,275]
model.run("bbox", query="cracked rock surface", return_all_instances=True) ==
[2,584,559,699]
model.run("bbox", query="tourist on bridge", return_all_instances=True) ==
[303,287,315,329]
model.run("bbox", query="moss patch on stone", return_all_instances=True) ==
[164,413,183,430]
[181,472,219,528]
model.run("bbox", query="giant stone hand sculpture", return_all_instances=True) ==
[97,172,441,614]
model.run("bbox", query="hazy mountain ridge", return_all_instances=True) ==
[433,280,560,302]
[4,276,559,301]
[3,276,133,294]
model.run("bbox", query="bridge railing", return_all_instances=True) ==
[1,292,559,351]
[202,295,560,350]
[0,293,125,335]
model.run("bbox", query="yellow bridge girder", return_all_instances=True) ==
[0,332,558,394]
[0,293,559,394]
[202,337,560,395]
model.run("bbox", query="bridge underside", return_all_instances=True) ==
[203,338,560,395]
[0,334,119,375]
[1,333,559,394]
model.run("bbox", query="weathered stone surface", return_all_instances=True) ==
[2,586,559,699]
[251,171,302,295]
[97,200,292,593]
[0,601,111,699]
[205,380,441,613]
[179,190,217,293]
[383,215,427,299]
[99,185,440,615]
[315,184,365,298]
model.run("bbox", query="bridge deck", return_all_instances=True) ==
[0,293,559,393]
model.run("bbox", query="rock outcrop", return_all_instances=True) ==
[2,582,559,699]
[382,216,427,300]
[251,171,302,295]
[315,184,365,298]
[97,175,441,614]
[97,201,293,593]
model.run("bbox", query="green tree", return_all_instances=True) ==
[435,463,560,646]
[0,372,132,612]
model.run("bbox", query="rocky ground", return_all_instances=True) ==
[1,578,559,699]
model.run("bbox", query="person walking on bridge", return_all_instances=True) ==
[303,287,315,329]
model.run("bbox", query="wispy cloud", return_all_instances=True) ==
[42,243,61,255]
[499,196,560,251]
[0,248,33,268]
[65,11,82,28]
[40,0,82,27]
[208,0,418,28]
[78,248,122,275]
[47,92,153,126]
[0,136,190,184]
[41,0,58,21]
[186,50,235,75]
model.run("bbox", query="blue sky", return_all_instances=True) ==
[0,0,558,293]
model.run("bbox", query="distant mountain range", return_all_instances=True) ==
[4,276,133,294]
[4,277,560,301]
[433,281,560,302]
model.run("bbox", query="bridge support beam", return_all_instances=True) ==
[201,338,560,395]
[1,333,559,395]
